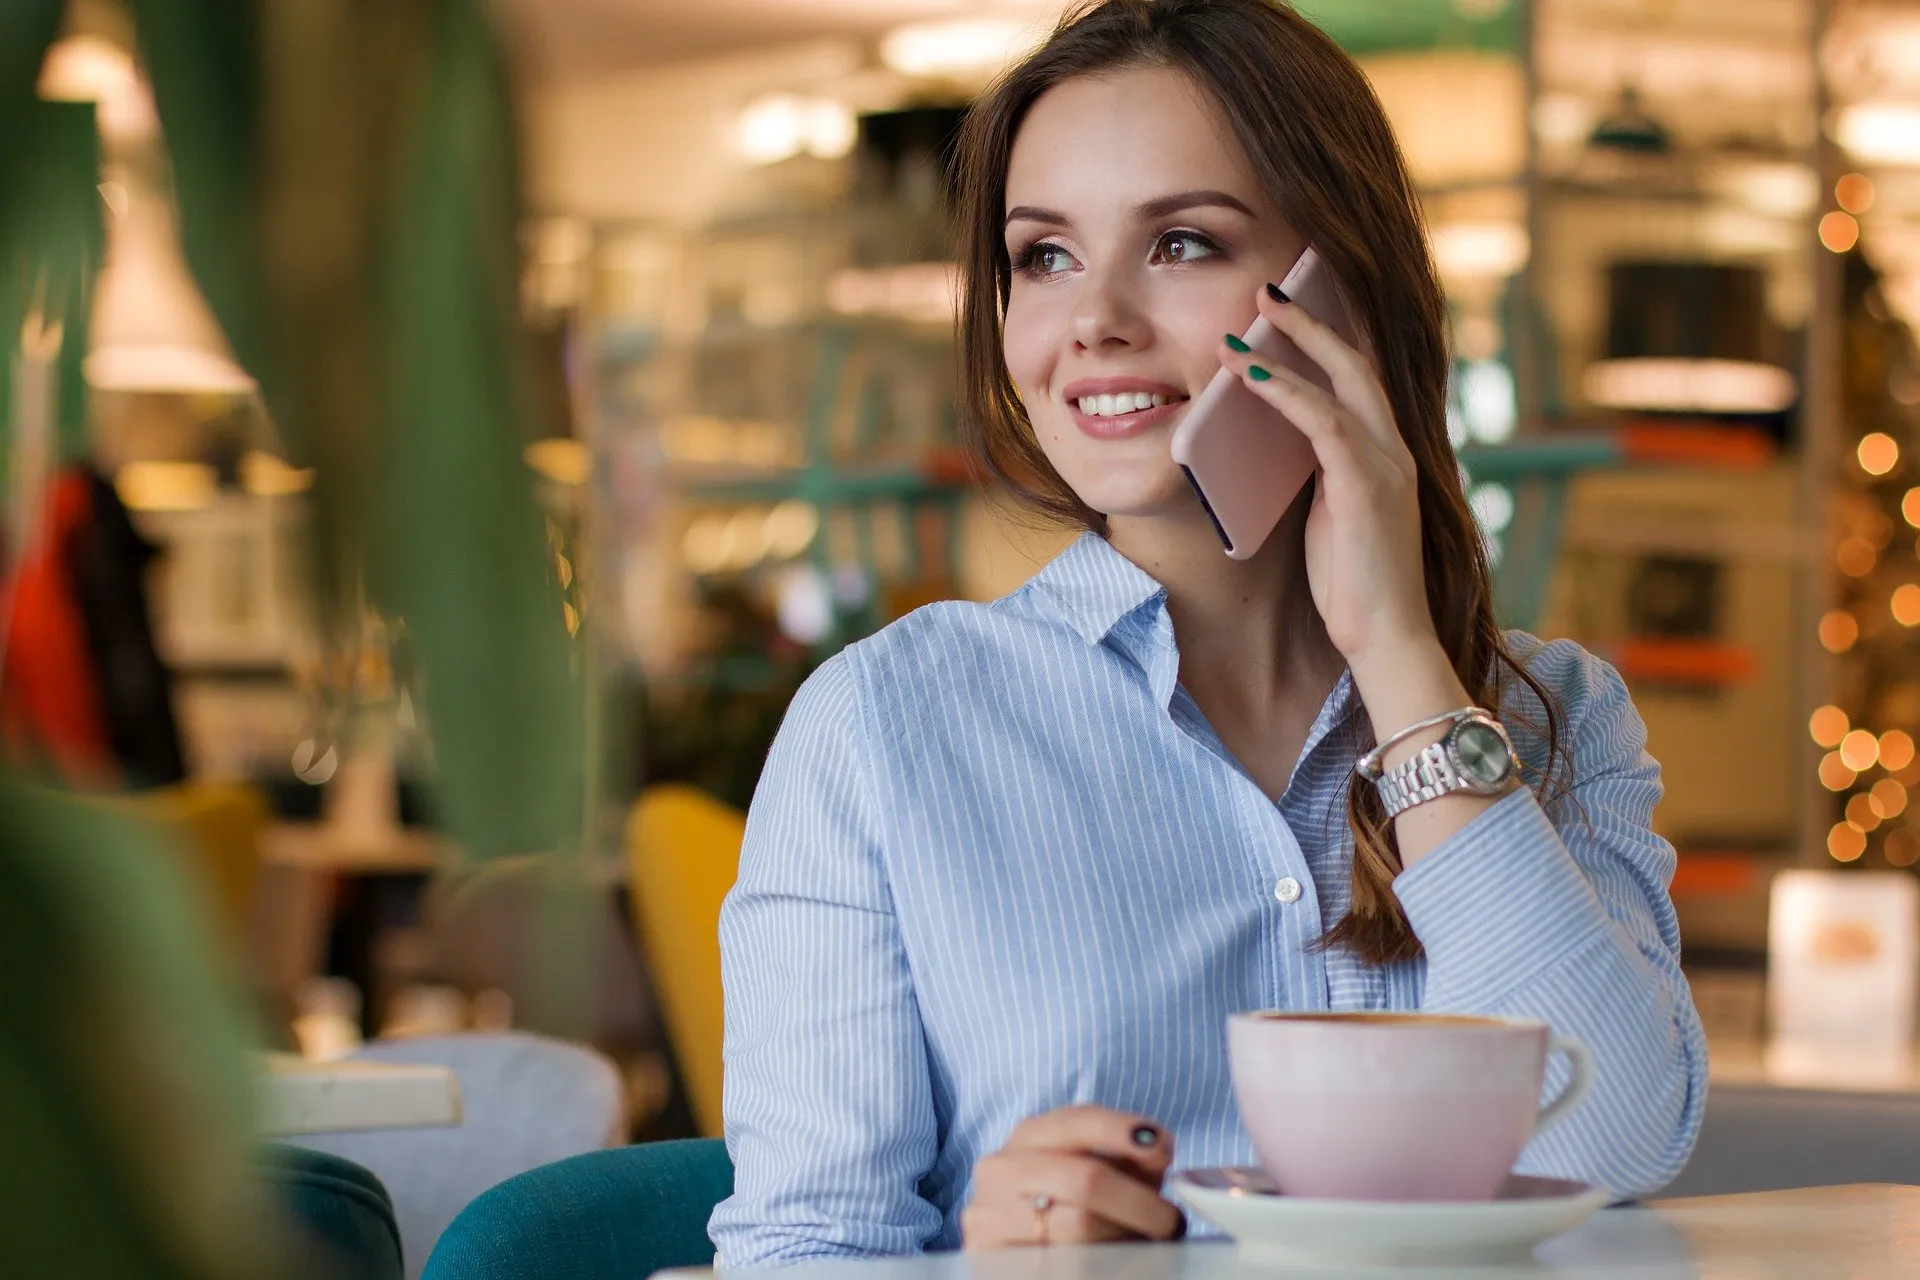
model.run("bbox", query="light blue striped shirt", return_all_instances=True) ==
[711,532,1707,1268]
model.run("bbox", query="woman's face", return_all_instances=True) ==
[1002,65,1306,523]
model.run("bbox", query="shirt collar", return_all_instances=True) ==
[1030,531,1367,759]
[1030,532,1169,647]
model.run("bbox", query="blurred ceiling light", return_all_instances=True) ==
[1587,84,1670,154]
[827,262,960,325]
[116,460,216,512]
[523,437,592,486]
[1430,222,1529,281]
[1582,358,1796,415]
[87,187,257,393]
[1833,102,1920,165]
[880,17,1045,80]
[240,450,315,497]
[735,95,856,165]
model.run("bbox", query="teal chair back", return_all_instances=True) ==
[259,1143,405,1280]
[422,1139,732,1280]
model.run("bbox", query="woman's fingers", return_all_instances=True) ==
[1004,1105,1173,1180]
[1217,340,1379,475]
[1254,284,1398,446]
[969,1148,1185,1245]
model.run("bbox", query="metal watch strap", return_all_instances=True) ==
[1376,738,1467,818]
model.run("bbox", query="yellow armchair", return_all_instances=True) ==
[624,785,745,1138]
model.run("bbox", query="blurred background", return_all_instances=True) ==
[10,0,1920,1273]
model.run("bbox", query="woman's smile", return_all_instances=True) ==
[1060,376,1190,440]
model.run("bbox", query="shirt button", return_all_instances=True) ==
[1273,877,1302,905]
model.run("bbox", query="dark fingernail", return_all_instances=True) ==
[1132,1124,1160,1148]
[1266,283,1290,304]
[1223,333,1250,353]
[1247,364,1272,382]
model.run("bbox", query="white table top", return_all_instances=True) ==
[667,1184,1920,1278]
[256,1052,463,1136]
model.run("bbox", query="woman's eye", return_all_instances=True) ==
[1151,230,1222,265]
[1015,242,1078,277]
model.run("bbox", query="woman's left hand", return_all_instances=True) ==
[1216,284,1436,667]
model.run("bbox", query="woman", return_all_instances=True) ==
[709,0,1706,1265]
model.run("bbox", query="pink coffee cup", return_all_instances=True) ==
[1227,1011,1596,1202]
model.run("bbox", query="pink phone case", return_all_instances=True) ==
[1170,247,1367,559]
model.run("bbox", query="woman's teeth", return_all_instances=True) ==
[1076,392,1172,417]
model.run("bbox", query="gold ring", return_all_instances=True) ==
[1030,1193,1053,1244]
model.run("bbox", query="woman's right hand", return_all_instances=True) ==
[961,1105,1185,1249]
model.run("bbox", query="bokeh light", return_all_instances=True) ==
[1829,821,1868,862]
[1858,432,1899,476]
[1882,730,1917,771]
[1820,610,1860,653]
[1822,210,1861,254]
[1836,172,1875,214]
[1810,704,1850,747]
[1841,728,1882,771]
[1847,792,1882,831]
[1872,778,1909,820]
[1820,751,1859,791]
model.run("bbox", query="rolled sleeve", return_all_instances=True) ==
[708,654,943,1269]
[1392,640,1708,1199]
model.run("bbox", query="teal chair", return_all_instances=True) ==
[422,1139,732,1280]
[259,1143,405,1280]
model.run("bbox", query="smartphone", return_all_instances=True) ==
[1170,247,1368,559]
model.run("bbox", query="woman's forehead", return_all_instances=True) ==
[1006,66,1263,212]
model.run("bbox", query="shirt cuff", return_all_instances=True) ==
[1391,787,1610,1009]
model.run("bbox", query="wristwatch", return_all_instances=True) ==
[1354,708,1517,818]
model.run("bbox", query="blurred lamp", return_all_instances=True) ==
[1430,222,1529,281]
[1833,102,1920,166]
[86,187,257,393]
[735,95,856,165]
[880,17,1045,80]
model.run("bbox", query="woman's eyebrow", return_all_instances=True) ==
[1003,189,1256,230]
[1134,189,1256,219]
[1005,205,1069,229]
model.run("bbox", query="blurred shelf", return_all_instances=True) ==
[670,448,971,505]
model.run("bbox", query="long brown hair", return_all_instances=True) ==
[952,0,1566,965]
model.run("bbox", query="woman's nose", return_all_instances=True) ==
[1071,270,1149,351]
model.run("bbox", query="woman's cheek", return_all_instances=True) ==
[1000,299,1056,408]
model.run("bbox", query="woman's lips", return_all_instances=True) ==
[1068,398,1185,439]
[1061,379,1190,441]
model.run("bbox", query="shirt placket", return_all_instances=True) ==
[1130,608,1330,1014]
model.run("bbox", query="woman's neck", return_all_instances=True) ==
[1105,496,1344,720]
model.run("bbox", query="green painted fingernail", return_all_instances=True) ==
[1247,364,1272,381]
[1224,333,1251,353]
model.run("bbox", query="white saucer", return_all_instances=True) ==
[1171,1167,1609,1268]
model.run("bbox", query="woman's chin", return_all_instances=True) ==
[1071,479,1197,525]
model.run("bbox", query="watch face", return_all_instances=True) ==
[1452,721,1513,786]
